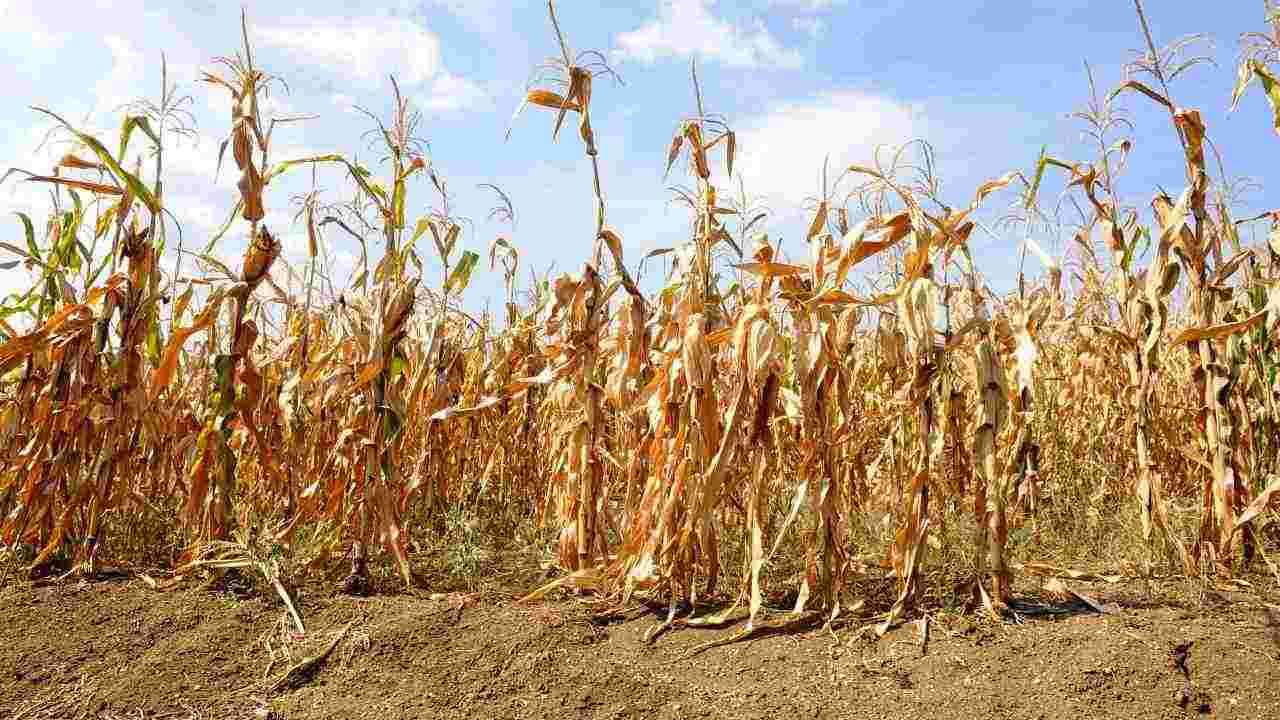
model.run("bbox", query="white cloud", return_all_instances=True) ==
[420,73,489,113]
[157,133,231,186]
[93,35,145,114]
[0,0,67,69]
[791,17,825,38]
[615,0,803,70]
[733,90,924,211]
[259,93,297,119]
[257,16,443,86]
[255,15,487,111]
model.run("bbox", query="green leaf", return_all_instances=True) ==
[1122,225,1150,271]
[443,250,479,295]
[383,403,405,443]
[94,203,118,240]
[68,191,84,234]
[1232,58,1261,114]
[392,176,406,230]
[364,176,389,204]
[60,199,84,273]
[119,115,160,161]
[213,354,237,415]
[1251,60,1280,134]
[266,154,344,183]
[61,236,81,273]
[146,318,162,366]
[12,211,37,258]
[411,217,433,246]
[0,290,38,324]
[1016,152,1076,217]
[266,155,387,208]
[41,274,57,317]
[197,253,239,282]
[1026,145,1048,210]
[32,107,159,213]
[86,252,112,287]
[204,200,243,253]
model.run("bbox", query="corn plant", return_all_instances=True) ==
[2,0,1280,629]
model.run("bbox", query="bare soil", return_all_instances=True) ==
[3,565,1279,720]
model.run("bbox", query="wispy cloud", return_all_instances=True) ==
[615,0,804,70]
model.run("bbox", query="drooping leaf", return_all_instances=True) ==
[806,201,828,241]
[204,200,244,253]
[1251,61,1280,135]
[1170,310,1267,344]
[663,131,684,179]
[734,261,807,278]
[444,250,480,295]
[119,115,160,161]
[411,217,433,246]
[442,224,460,261]
[94,203,118,240]
[150,291,223,400]
[1235,475,1280,531]
[23,175,124,197]
[725,130,736,178]
[266,154,387,209]
[1231,59,1280,134]
[12,212,37,258]
[32,107,159,213]
[1108,80,1173,112]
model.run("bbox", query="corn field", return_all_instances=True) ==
[1,2,1279,634]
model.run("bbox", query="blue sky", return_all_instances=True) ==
[1,0,1278,316]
